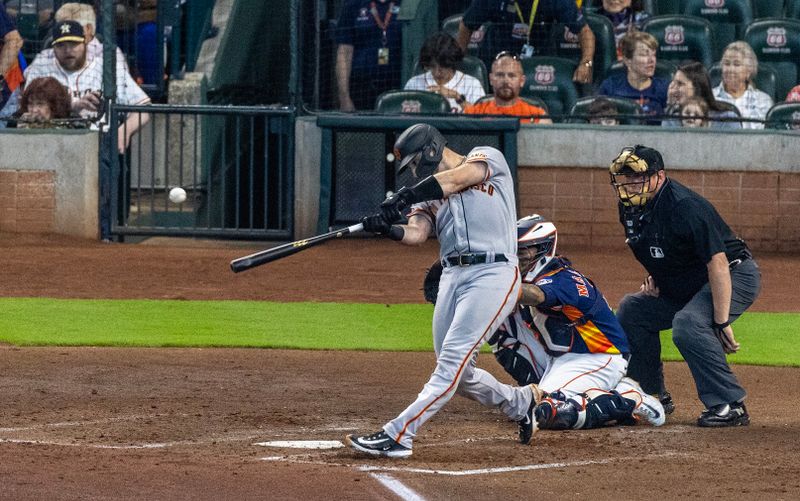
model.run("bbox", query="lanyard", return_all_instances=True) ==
[370,1,395,45]
[514,0,541,43]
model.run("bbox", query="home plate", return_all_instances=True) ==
[254,440,344,449]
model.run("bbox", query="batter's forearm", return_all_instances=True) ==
[707,253,732,323]
[519,284,545,306]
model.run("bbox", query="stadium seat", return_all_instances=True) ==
[374,90,451,114]
[682,0,754,60]
[551,13,616,83]
[605,59,678,82]
[520,56,580,121]
[788,0,800,19]
[569,96,645,124]
[709,62,778,101]
[656,0,683,15]
[411,55,490,94]
[442,13,493,63]
[585,0,657,15]
[751,0,787,19]
[764,102,800,129]
[744,19,800,100]
[642,15,716,67]
[475,94,550,113]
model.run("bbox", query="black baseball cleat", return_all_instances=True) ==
[659,391,676,415]
[518,401,538,444]
[345,430,412,458]
[697,402,750,427]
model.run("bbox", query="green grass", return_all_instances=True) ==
[0,298,798,366]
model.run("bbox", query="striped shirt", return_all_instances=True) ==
[713,84,773,130]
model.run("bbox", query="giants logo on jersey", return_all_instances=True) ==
[664,25,685,45]
[766,27,787,48]
[534,65,555,85]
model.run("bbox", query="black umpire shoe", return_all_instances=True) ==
[697,402,750,427]
[659,391,676,415]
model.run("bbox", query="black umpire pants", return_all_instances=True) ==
[616,259,761,409]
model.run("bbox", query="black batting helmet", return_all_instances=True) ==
[393,123,447,179]
[609,145,664,207]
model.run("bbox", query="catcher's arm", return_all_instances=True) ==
[519,283,545,306]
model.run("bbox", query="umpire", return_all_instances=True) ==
[609,145,761,427]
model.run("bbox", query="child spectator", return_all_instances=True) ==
[14,75,71,127]
[663,61,740,129]
[680,96,709,128]
[587,97,619,125]
[595,0,649,59]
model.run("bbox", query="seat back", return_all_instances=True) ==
[682,0,754,60]
[744,19,800,99]
[411,55,490,93]
[442,13,493,64]
[586,0,657,15]
[605,59,678,82]
[642,15,715,67]
[714,99,742,116]
[709,61,778,101]
[551,13,616,82]
[374,90,451,113]
[764,102,800,129]
[788,0,800,19]
[569,96,645,124]
[520,57,580,121]
[656,0,683,15]
[752,0,787,19]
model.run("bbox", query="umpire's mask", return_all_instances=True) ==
[609,145,664,207]
[394,123,447,179]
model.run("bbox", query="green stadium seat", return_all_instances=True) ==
[411,55,490,94]
[788,0,800,19]
[642,15,716,67]
[569,96,645,124]
[709,61,778,101]
[682,0,754,60]
[764,102,800,129]
[520,56,580,121]
[374,90,451,114]
[551,13,616,83]
[605,59,678,82]
[656,0,683,15]
[744,19,800,100]
[752,0,787,19]
[442,13,493,63]
[475,94,550,113]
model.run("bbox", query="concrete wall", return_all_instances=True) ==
[0,130,100,239]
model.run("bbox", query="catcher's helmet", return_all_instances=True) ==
[609,145,664,207]
[517,214,557,278]
[394,123,447,179]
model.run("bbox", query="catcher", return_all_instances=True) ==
[424,214,666,430]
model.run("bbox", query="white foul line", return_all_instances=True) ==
[369,473,427,501]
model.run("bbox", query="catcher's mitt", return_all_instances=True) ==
[422,260,443,304]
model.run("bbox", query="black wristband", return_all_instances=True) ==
[712,320,731,329]
[388,225,404,241]
[456,94,466,105]
[406,175,444,204]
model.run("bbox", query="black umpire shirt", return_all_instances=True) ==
[618,178,748,304]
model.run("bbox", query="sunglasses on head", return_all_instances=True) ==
[494,50,520,61]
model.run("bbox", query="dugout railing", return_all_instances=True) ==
[108,103,295,240]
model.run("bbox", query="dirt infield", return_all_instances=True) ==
[1,234,799,500]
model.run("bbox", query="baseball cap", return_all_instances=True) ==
[52,20,85,45]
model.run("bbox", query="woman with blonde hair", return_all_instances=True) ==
[713,41,773,129]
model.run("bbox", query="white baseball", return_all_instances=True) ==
[386,152,395,162]
[169,187,187,204]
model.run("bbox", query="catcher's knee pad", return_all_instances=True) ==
[534,392,588,430]
[493,341,539,386]
[582,391,637,429]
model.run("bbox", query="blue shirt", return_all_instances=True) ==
[335,0,403,79]
[599,72,669,118]
[524,257,630,357]
[1,5,18,110]
[462,0,585,57]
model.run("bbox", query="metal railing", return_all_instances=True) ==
[109,103,295,239]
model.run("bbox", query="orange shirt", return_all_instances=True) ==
[464,99,548,124]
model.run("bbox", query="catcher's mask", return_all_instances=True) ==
[394,123,447,179]
[609,145,664,207]
[517,214,557,278]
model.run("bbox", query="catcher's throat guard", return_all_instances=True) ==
[609,145,664,207]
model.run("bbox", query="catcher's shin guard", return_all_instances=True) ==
[583,391,638,428]
[534,392,588,430]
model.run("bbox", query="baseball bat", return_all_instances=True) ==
[230,223,364,273]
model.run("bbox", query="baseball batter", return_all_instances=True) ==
[346,123,537,458]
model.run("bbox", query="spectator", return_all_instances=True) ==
[595,0,649,60]
[457,0,595,84]
[23,21,151,151]
[680,96,709,128]
[1,3,24,109]
[14,75,71,127]
[599,31,668,121]
[785,84,800,102]
[404,32,485,112]
[713,41,773,130]
[663,61,740,129]
[587,96,619,125]
[464,51,553,124]
[335,0,403,111]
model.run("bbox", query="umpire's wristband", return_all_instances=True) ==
[388,225,405,241]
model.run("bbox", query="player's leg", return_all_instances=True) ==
[616,293,680,398]
[382,264,521,448]
[537,352,628,397]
